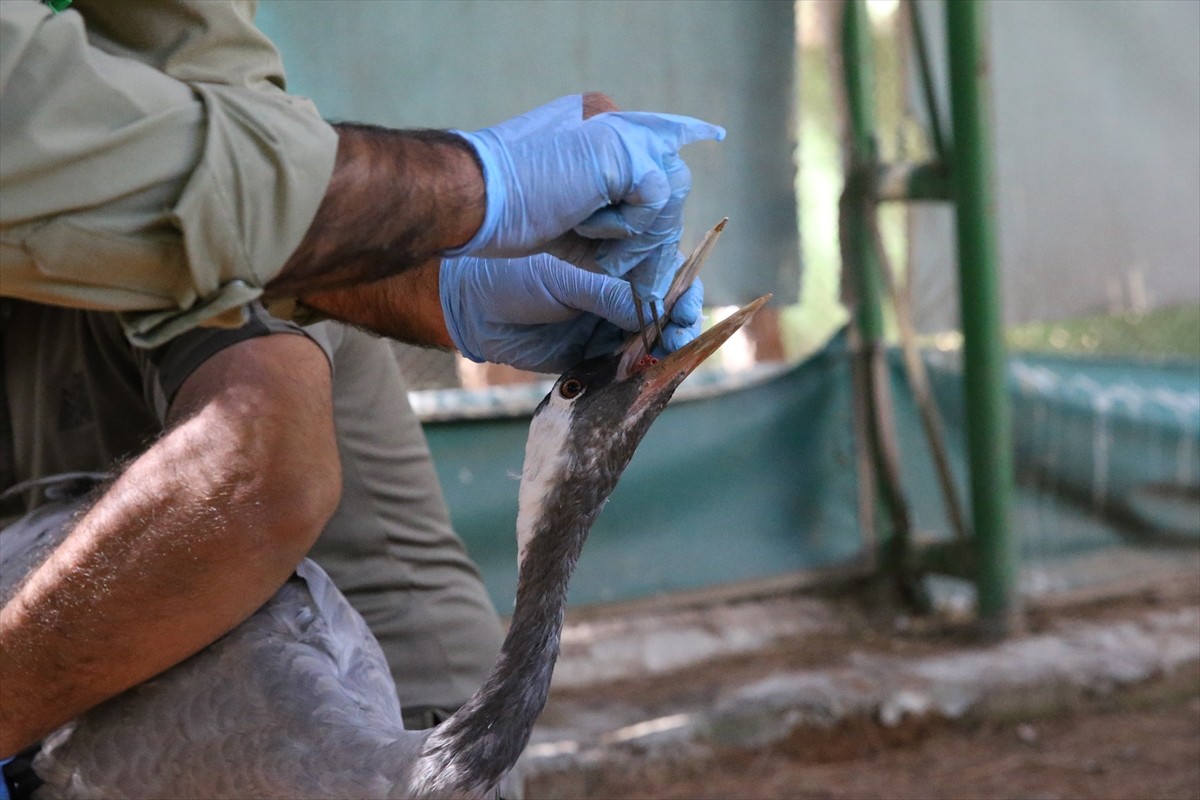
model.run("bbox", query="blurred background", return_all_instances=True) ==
[257,0,1199,619]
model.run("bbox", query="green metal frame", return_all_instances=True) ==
[840,0,1018,634]
[840,0,928,610]
[842,0,886,346]
[944,0,1018,633]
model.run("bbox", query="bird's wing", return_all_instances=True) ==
[35,559,422,799]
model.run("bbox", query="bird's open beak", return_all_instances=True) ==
[634,294,771,406]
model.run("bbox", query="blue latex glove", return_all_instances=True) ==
[440,254,703,374]
[447,96,724,303]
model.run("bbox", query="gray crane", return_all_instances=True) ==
[11,224,767,799]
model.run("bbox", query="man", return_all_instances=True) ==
[0,0,722,351]
[0,0,717,772]
[0,299,507,752]
[1,245,701,758]
[1,221,709,757]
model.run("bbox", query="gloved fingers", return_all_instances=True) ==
[597,155,692,296]
[448,105,724,277]
[653,278,704,354]
[660,152,693,211]
[622,243,681,302]
[441,254,596,371]
[478,323,570,373]
[669,278,704,330]
[482,255,588,325]
[491,312,619,374]
[657,153,694,238]
[602,111,727,150]
[539,264,643,332]
[573,168,671,240]
[545,266,703,355]
[658,314,703,354]
[575,113,713,241]
[466,253,642,329]
[542,230,606,271]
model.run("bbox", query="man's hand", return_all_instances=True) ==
[287,92,716,367]
[302,249,705,375]
[448,95,724,302]
[0,334,340,756]
[440,254,703,374]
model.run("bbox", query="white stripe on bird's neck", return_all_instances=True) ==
[516,398,574,571]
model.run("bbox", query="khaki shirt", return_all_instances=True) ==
[0,0,338,346]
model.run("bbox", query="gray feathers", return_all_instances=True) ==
[34,559,425,800]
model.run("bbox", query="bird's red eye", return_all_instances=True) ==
[559,378,585,399]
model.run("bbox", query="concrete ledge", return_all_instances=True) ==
[555,591,847,689]
[527,598,1200,779]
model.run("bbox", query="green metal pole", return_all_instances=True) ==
[842,0,885,343]
[944,0,1019,634]
[843,2,928,609]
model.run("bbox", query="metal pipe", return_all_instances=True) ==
[944,0,1019,635]
[841,0,885,344]
[840,1,927,608]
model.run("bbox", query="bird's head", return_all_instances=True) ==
[516,294,769,567]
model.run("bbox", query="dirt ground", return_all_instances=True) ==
[527,583,1200,800]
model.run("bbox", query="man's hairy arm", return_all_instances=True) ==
[0,335,341,757]
[265,126,485,299]
[299,258,452,348]
[291,94,620,347]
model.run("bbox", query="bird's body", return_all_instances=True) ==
[34,559,418,799]
[9,222,767,799]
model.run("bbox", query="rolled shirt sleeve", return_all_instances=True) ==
[0,0,338,346]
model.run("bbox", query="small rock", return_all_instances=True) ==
[1016,723,1039,745]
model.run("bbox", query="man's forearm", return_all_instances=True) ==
[299,258,453,349]
[287,95,620,349]
[266,125,485,299]
[0,336,339,756]
[0,419,285,755]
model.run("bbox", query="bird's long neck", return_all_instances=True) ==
[409,475,608,798]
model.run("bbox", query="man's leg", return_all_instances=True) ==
[304,325,505,721]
